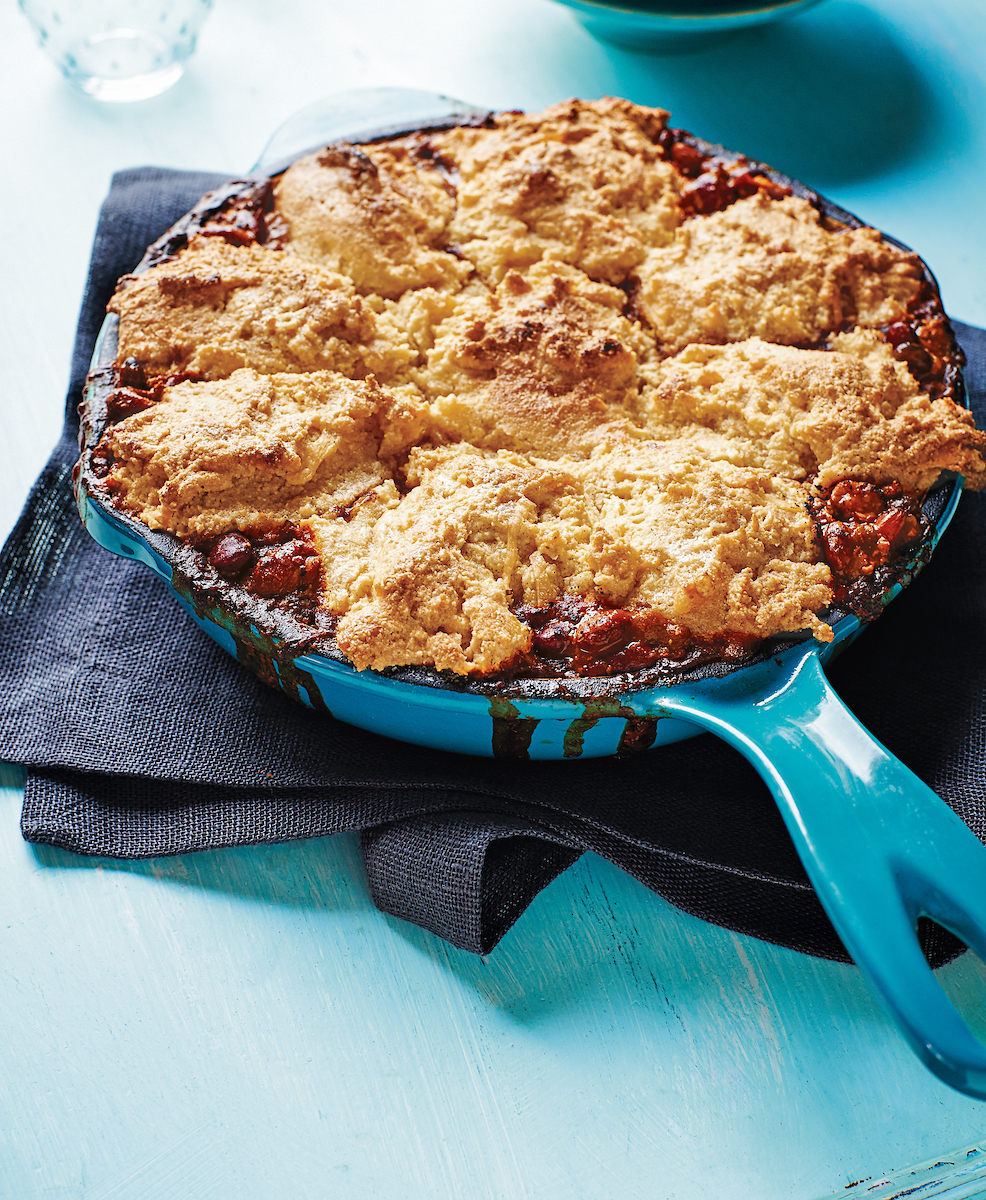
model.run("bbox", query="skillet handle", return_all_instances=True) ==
[658,643,986,1098]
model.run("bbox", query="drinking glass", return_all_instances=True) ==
[18,0,214,102]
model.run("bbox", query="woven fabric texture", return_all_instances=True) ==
[2,167,984,962]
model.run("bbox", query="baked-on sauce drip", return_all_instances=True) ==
[811,479,927,609]
[511,593,761,679]
[657,128,793,217]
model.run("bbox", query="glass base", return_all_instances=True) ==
[62,29,186,102]
[78,60,184,102]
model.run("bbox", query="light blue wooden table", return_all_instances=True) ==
[3,1,986,1196]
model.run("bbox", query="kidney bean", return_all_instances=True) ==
[208,532,255,577]
[575,609,635,655]
[533,621,572,657]
[608,642,657,672]
[670,141,705,178]
[821,525,854,574]
[117,357,148,389]
[249,541,310,597]
[873,508,907,544]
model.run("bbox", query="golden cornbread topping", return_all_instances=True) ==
[86,98,986,680]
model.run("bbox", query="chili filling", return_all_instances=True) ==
[657,127,793,217]
[883,281,966,403]
[102,357,205,423]
[811,479,928,611]
[510,594,762,680]
[191,524,324,623]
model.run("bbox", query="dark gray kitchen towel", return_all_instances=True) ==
[2,167,984,965]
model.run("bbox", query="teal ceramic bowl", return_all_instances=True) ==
[551,0,827,51]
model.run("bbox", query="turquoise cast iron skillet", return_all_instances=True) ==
[76,89,986,1099]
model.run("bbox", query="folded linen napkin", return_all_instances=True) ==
[2,167,984,965]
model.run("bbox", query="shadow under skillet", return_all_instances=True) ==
[24,817,887,1035]
[596,0,962,187]
[25,819,781,1028]
[374,854,898,1032]
[384,856,986,1053]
